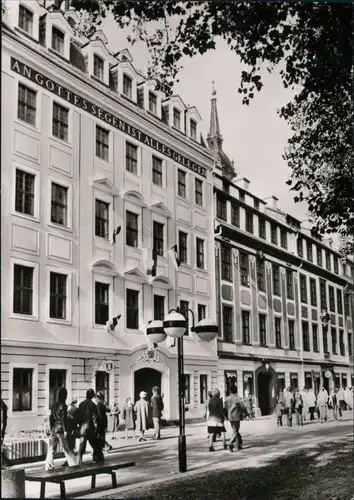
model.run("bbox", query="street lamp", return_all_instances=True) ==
[147,307,218,473]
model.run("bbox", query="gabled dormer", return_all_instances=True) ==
[82,32,111,86]
[115,49,134,64]
[117,59,140,103]
[186,106,202,142]
[45,10,73,60]
[5,0,43,42]
[162,95,187,133]
[138,80,162,118]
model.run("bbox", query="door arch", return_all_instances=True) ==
[134,367,162,403]
[256,366,276,416]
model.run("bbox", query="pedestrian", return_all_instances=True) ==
[243,389,253,419]
[344,386,352,410]
[45,387,77,471]
[122,397,136,439]
[206,388,227,452]
[224,385,249,452]
[203,391,213,441]
[283,387,294,427]
[110,401,120,440]
[62,398,80,467]
[293,389,304,426]
[96,392,112,456]
[337,386,346,412]
[329,389,340,420]
[275,396,284,427]
[316,386,329,423]
[300,387,308,421]
[77,388,101,465]
[307,388,316,421]
[134,391,149,442]
[1,398,8,444]
[151,386,164,440]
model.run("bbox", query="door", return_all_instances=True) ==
[134,368,162,428]
[258,372,272,416]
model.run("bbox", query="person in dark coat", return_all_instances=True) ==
[1,398,8,443]
[45,387,77,470]
[151,386,164,440]
[224,385,249,452]
[122,397,136,439]
[77,388,101,465]
[62,399,80,467]
[96,392,112,457]
[206,389,227,451]
[293,389,304,426]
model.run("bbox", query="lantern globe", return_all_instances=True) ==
[146,320,167,344]
[194,319,218,342]
[163,311,187,338]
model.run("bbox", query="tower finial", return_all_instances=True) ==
[212,80,216,97]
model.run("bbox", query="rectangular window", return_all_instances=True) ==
[246,211,253,233]
[300,274,307,303]
[275,318,282,348]
[302,321,310,351]
[95,282,109,325]
[271,224,278,245]
[15,169,35,216]
[19,4,33,35]
[173,108,181,129]
[126,289,139,329]
[272,264,280,296]
[52,26,65,54]
[317,247,323,267]
[177,169,186,198]
[239,191,245,201]
[312,324,319,352]
[257,260,266,292]
[242,310,250,344]
[152,156,163,186]
[148,91,157,114]
[231,204,240,227]
[180,300,189,336]
[329,286,335,312]
[96,126,109,161]
[221,244,232,281]
[18,83,36,126]
[95,200,109,239]
[310,278,317,307]
[49,272,67,319]
[184,374,191,405]
[331,327,337,354]
[96,371,109,406]
[153,221,164,256]
[190,119,197,139]
[51,183,68,226]
[196,238,205,269]
[49,369,66,409]
[126,142,138,174]
[289,320,295,350]
[126,211,139,248]
[93,54,104,80]
[307,241,313,262]
[179,232,188,264]
[333,256,339,274]
[13,264,33,315]
[326,251,331,271]
[199,374,208,404]
[323,327,329,353]
[240,252,249,287]
[223,305,233,343]
[52,102,69,142]
[216,196,227,221]
[153,294,165,321]
[297,237,303,257]
[197,304,206,322]
[320,280,327,309]
[12,368,33,412]
[123,74,132,98]
[280,229,287,249]
[254,199,259,210]
[348,332,352,356]
[339,330,345,356]
[259,314,267,346]
[290,373,299,391]
[344,293,350,317]
[195,179,203,206]
[337,289,343,314]
[286,269,294,299]
[259,217,266,239]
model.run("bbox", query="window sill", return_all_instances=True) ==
[180,263,191,270]
[196,267,208,274]
[47,221,73,233]
[14,26,39,44]
[9,313,38,322]
[47,318,72,326]
[48,47,70,64]
[95,235,111,244]
[125,245,142,253]
[10,410,38,417]
[126,328,143,334]
[14,118,39,134]
[259,344,268,348]
[50,134,72,149]
[95,155,112,166]
[93,324,107,330]
[12,211,40,224]
[176,195,189,204]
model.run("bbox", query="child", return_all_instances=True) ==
[122,397,136,439]
[275,398,284,427]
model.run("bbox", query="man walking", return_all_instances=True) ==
[307,388,316,421]
[337,386,346,412]
[77,389,101,465]
[300,387,308,421]
[224,386,249,452]
[151,386,164,440]
[284,387,294,427]
[293,389,304,426]
[316,386,329,423]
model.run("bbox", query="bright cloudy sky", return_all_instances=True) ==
[103,15,309,223]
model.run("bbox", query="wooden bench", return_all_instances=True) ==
[26,460,136,499]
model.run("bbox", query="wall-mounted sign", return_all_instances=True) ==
[104,360,115,374]
[324,370,332,379]
[11,58,207,178]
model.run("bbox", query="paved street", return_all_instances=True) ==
[23,413,353,499]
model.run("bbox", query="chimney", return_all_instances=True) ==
[264,195,279,210]
[234,177,250,191]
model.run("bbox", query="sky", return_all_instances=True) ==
[103,15,309,223]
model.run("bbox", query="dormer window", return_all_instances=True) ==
[52,26,65,55]
[149,91,157,114]
[190,119,197,139]
[173,108,181,129]
[19,4,33,35]
[123,74,133,99]
[93,54,104,80]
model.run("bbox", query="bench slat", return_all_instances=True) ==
[26,461,135,482]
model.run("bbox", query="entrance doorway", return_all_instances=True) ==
[257,371,273,416]
[134,368,162,404]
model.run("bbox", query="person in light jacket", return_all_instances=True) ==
[337,386,346,411]
[203,391,213,441]
[307,388,316,421]
[283,387,294,427]
[151,386,164,440]
[134,391,149,442]
[293,389,304,426]
[300,387,308,421]
[344,387,352,410]
[316,386,329,423]
[224,386,249,452]
[122,397,136,439]
[206,389,227,452]
[110,401,120,439]
[328,389,340,420]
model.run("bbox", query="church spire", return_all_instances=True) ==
[207,81,223,150]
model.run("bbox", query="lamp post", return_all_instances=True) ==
[146,308,218,473]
